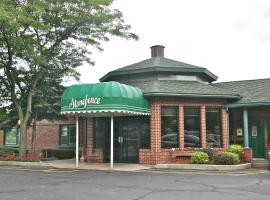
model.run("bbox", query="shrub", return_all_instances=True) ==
[202,148,217,161]
[213,152,240,165]
[0,147,19,155]
[191,151,209,164]
[227,144,244,159]
[41,149,75,160]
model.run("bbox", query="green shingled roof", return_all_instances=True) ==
[124,80,240,99]
[100,57,218,82]
[214,78,270,107]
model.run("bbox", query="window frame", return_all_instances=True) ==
[4,127,19,147]
[161,106,179,149]
[59,124,76,148]
[184,106,201,148]
[93,117,109,149]
[206,107,223,148]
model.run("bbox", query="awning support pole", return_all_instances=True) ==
[76,116,79,167]
[110,116,114,169]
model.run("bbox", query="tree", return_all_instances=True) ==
[0,0,138,154]
[30,73,66,152]
[0,73,66,151]
[0,108,7,124]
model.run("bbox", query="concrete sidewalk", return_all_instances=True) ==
[0,159,153,171]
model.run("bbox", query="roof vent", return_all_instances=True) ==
[151,45,165,57]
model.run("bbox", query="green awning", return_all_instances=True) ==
[61,81,150,116]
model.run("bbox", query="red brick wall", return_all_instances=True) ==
[85,117,103,163]
[0,118,75,151]
[201,106,207,148]
[139,97,228,164]
[221,108,229,148]
[27,119,75,151]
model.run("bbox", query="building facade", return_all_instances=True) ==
[2,45,270,165]
[64,45,260,165]
[0,119,76,151]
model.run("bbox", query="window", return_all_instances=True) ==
[184,107,201,147]
[94,117,109,148]
[161,107,178,148]
[4,128,19,146]
[206,107,222,147]
[139,117,150,149]
[60,125,76,147]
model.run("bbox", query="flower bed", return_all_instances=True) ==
[0,153,40,162]
[169,145,246,165]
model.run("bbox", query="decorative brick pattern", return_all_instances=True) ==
[151,98,161,163]
[221,108,228,148]
[179,106,184,148]
[201,106,207,148]
[139,97,228,164]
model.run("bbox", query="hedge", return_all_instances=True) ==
[41,149,75,160]
[191,151,209,164]
[0,147,19,155]
[227,144,244,159]
[213,152,240,165]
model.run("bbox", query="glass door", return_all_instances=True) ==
[103,116,149,163]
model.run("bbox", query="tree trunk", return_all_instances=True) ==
[19,122,28,155]
[31,115,37,153]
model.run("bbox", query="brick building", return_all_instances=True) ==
[0,118,76,152]
[62,45,264,166]
[2,45,270,165]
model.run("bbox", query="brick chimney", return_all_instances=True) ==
[150,45,165,57]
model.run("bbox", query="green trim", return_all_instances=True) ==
[143,92,241,99]
[243,108,249,148]
[61,81,150,116]
[226,102,270,108]
[100,66,218,82]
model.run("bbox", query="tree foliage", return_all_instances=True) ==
[0,0,138,153]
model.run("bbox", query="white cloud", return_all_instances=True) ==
[75,0,270,84]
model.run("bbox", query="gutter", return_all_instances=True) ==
[226,102,270,108]
[143,92,241,100]
[100,67,218,82]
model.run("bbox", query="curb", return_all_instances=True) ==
[0,160,45,167]
[0,161,56,169]
[154,163,252,171]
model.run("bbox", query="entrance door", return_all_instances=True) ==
[249,119,265,158]
[104,117,150,163]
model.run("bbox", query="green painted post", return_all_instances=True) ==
[243,107,249,148]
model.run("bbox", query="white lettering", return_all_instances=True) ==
[69,95,101,109]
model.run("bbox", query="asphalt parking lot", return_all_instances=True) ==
[0,167,269,200]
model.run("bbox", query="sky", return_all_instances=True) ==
[75,0,270,85]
